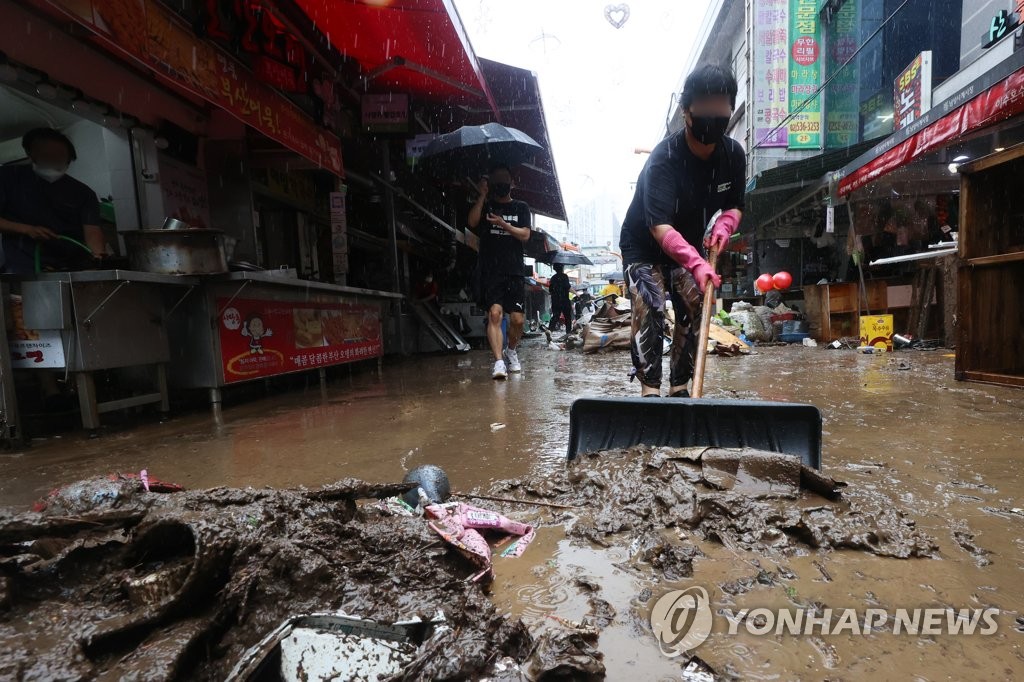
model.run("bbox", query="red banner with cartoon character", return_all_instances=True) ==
[218,298,382,383]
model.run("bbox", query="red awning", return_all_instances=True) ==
[839,65,1024,196]
[470,59,566,220]
[294,0,496,112]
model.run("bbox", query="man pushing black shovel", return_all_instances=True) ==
[619,64,747,398]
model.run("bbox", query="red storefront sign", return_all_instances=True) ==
[218,299,382,383]
[839,65,1024,196]
[42,0,343,176]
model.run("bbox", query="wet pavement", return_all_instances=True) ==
[2,341,1023,679]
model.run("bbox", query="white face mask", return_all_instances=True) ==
[33,164,66,183]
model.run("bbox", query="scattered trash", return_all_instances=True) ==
[951,524,993,568]
[491,422,507,432]
[402,464,451,508]
[708,325,751,356]
[728,302,771,342]
[826,336,861,350]
[425,502,536,581]
[582,301,632,353]
[31,471,184,513]
[227,612,448,682]
[802,337,818,347]
[523,622,605,681]
[894,333,915,349]
[680,655,718,682]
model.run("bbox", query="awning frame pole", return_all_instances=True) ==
[365,56,486,99]
[381,140,407,354]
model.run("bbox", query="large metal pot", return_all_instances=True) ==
[124,229,229,275]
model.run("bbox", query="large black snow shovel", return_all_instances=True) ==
[567,218,823,469]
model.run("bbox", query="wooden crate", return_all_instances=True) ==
[803,281,887,342]
[955,146,1024,388]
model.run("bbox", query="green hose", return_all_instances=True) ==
[34,235,95,274]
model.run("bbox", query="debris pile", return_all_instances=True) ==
[488,446,937,559]
[0,476,534,681]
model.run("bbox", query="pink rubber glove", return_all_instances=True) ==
[661,229,722,294]
[704,209,742,253]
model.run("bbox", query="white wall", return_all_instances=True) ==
[61,121,139,231]
[64,120,111,199]
[103,128,138,231]
[961,0,1016,69]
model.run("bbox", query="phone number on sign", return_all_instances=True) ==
[789,121,821,133]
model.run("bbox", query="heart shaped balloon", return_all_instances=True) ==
[604,3,630,29]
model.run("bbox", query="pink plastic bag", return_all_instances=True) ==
[425,502,536,581]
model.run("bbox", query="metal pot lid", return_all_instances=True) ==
[127,228,226,235]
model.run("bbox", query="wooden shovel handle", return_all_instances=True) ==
[691,247,719,398]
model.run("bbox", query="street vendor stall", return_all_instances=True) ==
[166,271,402,405]
[7,270,198,431]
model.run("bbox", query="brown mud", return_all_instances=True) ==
[0,477,532,681]
[0,346,1022,679]
[488,445,933,559]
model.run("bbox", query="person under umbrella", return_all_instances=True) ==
[548,263,573,333]
[468,164,532,380]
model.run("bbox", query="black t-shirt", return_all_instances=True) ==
[0,164,100,274]
[619,131,746,266]
[477,198,531,278]
[549,272,570,302]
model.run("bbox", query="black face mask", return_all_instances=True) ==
[689,115,730,145]
[490,183,512,198]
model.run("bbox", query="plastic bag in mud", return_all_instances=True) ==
[729,302,770,342]
[582,302,632,353]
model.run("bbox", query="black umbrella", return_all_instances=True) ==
[541,250,594,267]
[419,122,543,174]
[524,229,562,261]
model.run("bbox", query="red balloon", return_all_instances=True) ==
[756,273,775,293]
[773,271,793,291]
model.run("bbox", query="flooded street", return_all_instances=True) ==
[2,343,1023,679]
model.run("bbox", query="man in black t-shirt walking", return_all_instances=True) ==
[619,64,747,397]
[468,164,532,380]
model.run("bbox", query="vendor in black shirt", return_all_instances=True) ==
[0,128,105,274]
[619,64,746,397]
[468,164,531,380]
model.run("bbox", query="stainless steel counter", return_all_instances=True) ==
[4,270,198,432]
[21,270,200,286]
[211,271,403,299]
[2,270,401,430]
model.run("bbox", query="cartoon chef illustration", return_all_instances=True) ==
[242,313,272,354]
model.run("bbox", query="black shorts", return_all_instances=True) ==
[482,276,525,314]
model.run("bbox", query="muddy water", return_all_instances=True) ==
[2,344,1023,679]
[0,348,634,508]
[486,347,1024,680]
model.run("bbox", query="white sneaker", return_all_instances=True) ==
[504,348,522,372]
[492,359,508,380]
